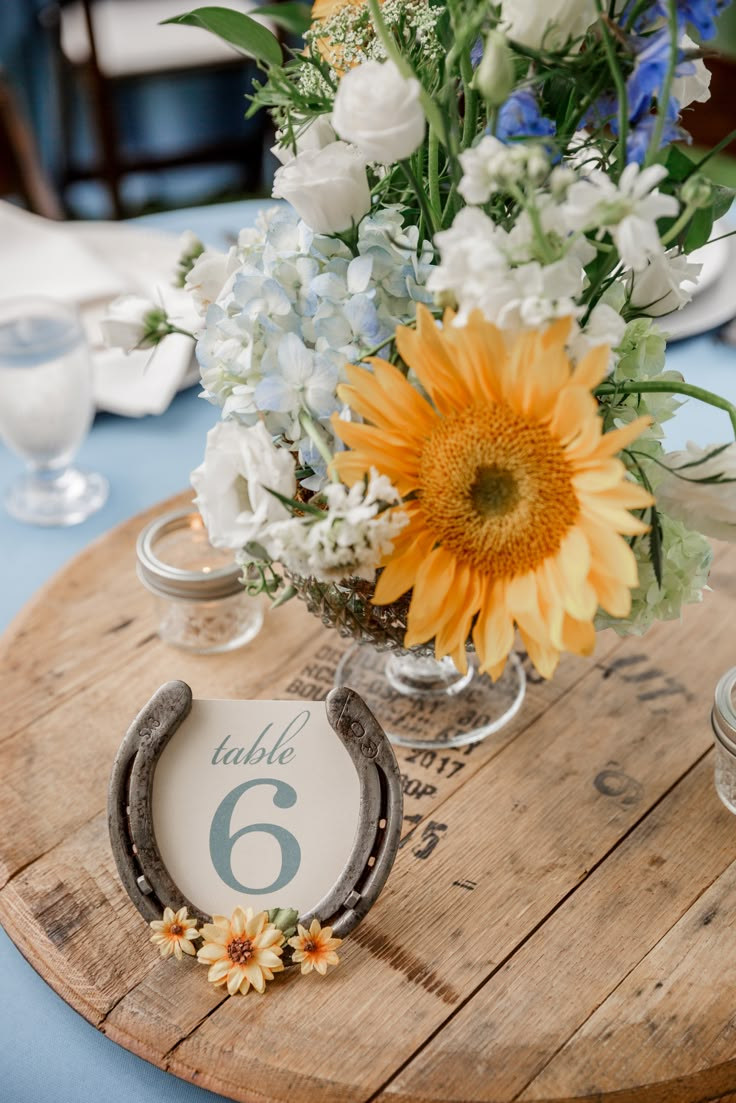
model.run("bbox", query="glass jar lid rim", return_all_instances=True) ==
[136,508,243,600]
[712,667,736,751]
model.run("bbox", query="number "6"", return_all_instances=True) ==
[209,778,302,895]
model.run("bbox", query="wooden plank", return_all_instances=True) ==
[1,493,734,1103]
[521,848,736,1099]
[376,757,734,1103]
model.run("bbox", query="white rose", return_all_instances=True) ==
[272,141,371,234]
[629,249,702,316]
[99,295,162,353]
[332,59,426,164]
[657,442,736,542]
[673,35,711,108]
[271,114,336,165]
[500,0,597,49]
[191,419,296,550]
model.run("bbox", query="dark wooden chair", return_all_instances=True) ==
[0,70,64,219]
[45,0,275,218]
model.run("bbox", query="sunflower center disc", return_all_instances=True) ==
[419,403,579,576]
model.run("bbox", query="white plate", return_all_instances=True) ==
[661,233,736,342]
[681,217,732,300]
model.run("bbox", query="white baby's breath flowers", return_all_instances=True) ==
[332,59,426,165]
[191,419,296,550]
[265,471,409,583]
[562,163,679,272]
[272,141,371,234]
[656,442,736,542]
[458,137,549,204]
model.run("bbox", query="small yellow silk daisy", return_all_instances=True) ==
[288,918,342,975]
[149,906,200,960]
[332,305,654,680]
[197,907,285,995]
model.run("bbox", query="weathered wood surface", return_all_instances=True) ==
[1,490,736,1103]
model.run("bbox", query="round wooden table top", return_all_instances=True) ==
[2,491,736,1103]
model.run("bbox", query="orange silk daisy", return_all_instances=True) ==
[331,305,654,680]
[288,918,342,975]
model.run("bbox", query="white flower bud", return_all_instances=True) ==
[473,31,515,108]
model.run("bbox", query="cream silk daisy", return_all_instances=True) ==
[197,907,285,995]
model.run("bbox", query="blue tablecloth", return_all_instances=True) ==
[1,198,736,1102]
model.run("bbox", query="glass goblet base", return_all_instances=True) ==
[335,644,526,749]
[5,466,109,526]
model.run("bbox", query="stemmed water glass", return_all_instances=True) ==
[0,296,109,525]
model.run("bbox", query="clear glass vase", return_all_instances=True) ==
[290,575,526,749]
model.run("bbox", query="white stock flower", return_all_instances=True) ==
[656,442,736,542]
[673,35,711,107]
[99,295,163,352]
[272,141,371,234]
[266,471,408,582]
[458,137,549,204]
[191,419,296,550]
[332,59,425,164]
[429,207,586,330]
[499,0,597,49]
[562,163,679,272]
[271,114,336,165]
[629,249,702,317]
[568,302,626,365]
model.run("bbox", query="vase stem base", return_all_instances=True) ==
[335,645,526,749]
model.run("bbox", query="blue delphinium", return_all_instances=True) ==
[654,0,733,40]
[627,98,683,163]
[497,89,556,143]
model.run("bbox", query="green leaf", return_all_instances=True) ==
[162,6,282,67]
[249,2,312,35]
[663,144,696,183]
[684,206,715,252]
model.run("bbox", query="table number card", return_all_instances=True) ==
[109,681,402,938]
[152,698,361,916]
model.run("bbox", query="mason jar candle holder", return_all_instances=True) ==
[136,509,264,654]
[712,667,736,814]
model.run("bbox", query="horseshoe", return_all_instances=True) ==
[108,681,403,944]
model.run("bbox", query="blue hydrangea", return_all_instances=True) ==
[196,206,435,490]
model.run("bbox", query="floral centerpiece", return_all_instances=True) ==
[106,0,736,746]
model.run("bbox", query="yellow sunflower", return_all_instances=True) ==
[331,305,653,680]
[197,907,285,995]
[311,0,378,74]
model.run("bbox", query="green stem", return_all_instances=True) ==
[428,126,441,221]
[460,51,478,149]
[660,201,697,247]
[298,410,339,478]
[595,0,629,172]
[365,0,447,144]
[644,0,679,168]
[596,380,736,438]
[401,158,438,237]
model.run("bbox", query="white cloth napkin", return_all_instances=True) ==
[0,201,198,416]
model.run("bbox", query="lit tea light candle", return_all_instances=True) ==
[136,508,263,653]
